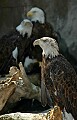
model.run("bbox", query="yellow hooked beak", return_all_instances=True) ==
[33,39,40,46]
[27,11,33,17]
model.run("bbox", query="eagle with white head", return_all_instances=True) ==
[16,19,33,38]
[0,19,33,75]
[27,7,77,74]
[33,37,77,120]
[27,7,58,40]
[27,7,45,24]
[26,7,59,66]
[33,37,59,58]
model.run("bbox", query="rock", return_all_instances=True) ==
[0,63,41,114]
[0,106,62,120]
[0,80,16,111]
[0,112,46,120]
[46,106,62,120]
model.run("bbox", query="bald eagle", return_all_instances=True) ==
[0,19,33,75]
[27,7,77,74]
[26,7,59,61]
[33,37,77,120]
[27,7,58,40]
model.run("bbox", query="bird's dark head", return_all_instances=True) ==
[27,7,45,24]
[33,37,59,58]
[16,19,33,38]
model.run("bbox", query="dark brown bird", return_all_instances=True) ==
[27,7,59,61]
[27,7,77,74]
[0,19,33,75]
[33,37,77,120]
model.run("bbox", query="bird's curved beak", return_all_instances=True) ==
[33,39,39,47]
[27,11,33,18]
[16,24,22,32]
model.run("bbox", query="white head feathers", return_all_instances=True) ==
[16,19,33,38]
[33,37,59,58]
[27,7,45,24]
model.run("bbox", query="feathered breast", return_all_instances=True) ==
[44,54,77,119]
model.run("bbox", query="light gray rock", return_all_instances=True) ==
[0,112,46,120]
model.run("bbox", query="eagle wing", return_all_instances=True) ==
[0,31,30,74]
[43,54,77,119]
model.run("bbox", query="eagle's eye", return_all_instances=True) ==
[33,11,37,13]
[44,40,47,42]
[41,39,47,43]
[21,21,27,26]
[26,22,32,27]
[25,22,29,25]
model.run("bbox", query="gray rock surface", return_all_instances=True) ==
[0,112,46,120]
